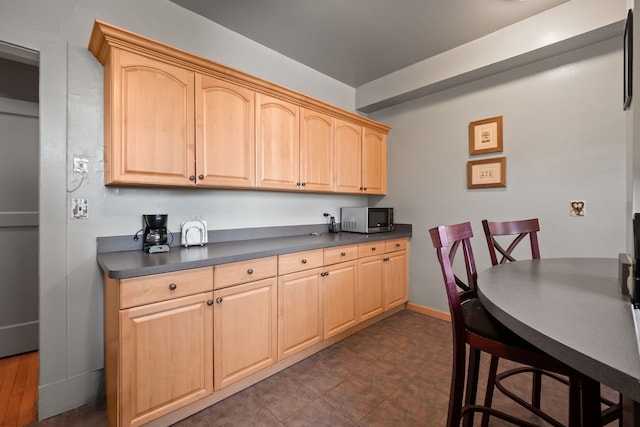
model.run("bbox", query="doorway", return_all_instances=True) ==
[0,41,39,426]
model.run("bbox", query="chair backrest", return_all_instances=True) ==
[481,218,540,265]
[429,222,479,330]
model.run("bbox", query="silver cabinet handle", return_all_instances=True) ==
[216,297,223,304]
[169,283,177,291]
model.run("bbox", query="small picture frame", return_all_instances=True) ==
[624,9,633,111]
[467,157,506,189]
[469,116,503,155]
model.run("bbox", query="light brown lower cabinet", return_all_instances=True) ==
[119,293,214,427]
[103,238,408,426]
[104,267,215,427]
[277,249,324,359]
[357,254,386,320]
[357,238,409,321]
[322,259,358,338]
[384,248,409,310]
[213,277,278,389]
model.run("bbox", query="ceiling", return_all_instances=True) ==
[170,0,568,87]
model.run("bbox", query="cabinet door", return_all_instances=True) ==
[357,254,385,322]
[196,75,255,188]
[384,250,408,310]
[323,260,357,338]
[107,49,195,186]
[278,268,323,359]
[300,108,333,192]
[334,119,362,194]
[256,93,300,190]
[362,127,387,195]
[214,278,277,389]
[120,292,213,427]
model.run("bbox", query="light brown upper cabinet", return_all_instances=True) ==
[89,20,390,193]
[362,127,387,195]
[197,75,255,188]
[334,119,362,194]
[105,49,196,186]
[334,120,387,195]
[103,53,255,188]
[300,109,334,192]
[256,93,300,190]
[256,98,334,192]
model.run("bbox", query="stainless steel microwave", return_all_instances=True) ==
[340,207,394,234]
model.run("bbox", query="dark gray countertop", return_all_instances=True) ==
[97,224,412,279]
[478,258,640,402]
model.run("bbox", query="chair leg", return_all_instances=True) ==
[481,355,499,427]
[447,346,467,427]
[463,348,481,427]
[579,378,601,427]
[568,377,582,427]
[532,370,542,409]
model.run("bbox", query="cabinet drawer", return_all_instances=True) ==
[278,249,324,275]
[358,242,385,258]
[385,238,408,253]
[214,256,277,289]
[324,245,357,265]
[120,267,213,309]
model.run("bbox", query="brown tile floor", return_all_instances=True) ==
[26,310,618,426]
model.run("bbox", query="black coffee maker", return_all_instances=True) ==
[143,214,170,253]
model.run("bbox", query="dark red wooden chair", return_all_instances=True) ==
[481,218,621,426]
[482,218,540,265]
[430,221,588,426]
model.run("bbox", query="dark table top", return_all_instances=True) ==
[478,258,640,402]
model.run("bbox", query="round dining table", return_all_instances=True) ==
[478,257,640,426]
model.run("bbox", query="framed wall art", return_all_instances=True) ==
[469,116,503,155]
[467,157,506,189]
[624,9,633,111]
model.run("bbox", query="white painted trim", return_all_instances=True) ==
[0,96,38,117]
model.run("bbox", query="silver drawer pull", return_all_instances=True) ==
[247,268,254,275]
[301,259,307,264]
[216,297,223,304]
[169,283,177,291]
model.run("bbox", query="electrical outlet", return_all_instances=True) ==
[73,156,88,174]
[71,198,88,219]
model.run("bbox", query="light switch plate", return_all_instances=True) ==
[71,198,88,219]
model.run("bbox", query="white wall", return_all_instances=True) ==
[370,37,626,312]
[0,0,361,419]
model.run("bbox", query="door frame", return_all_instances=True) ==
[0,19,68,421]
